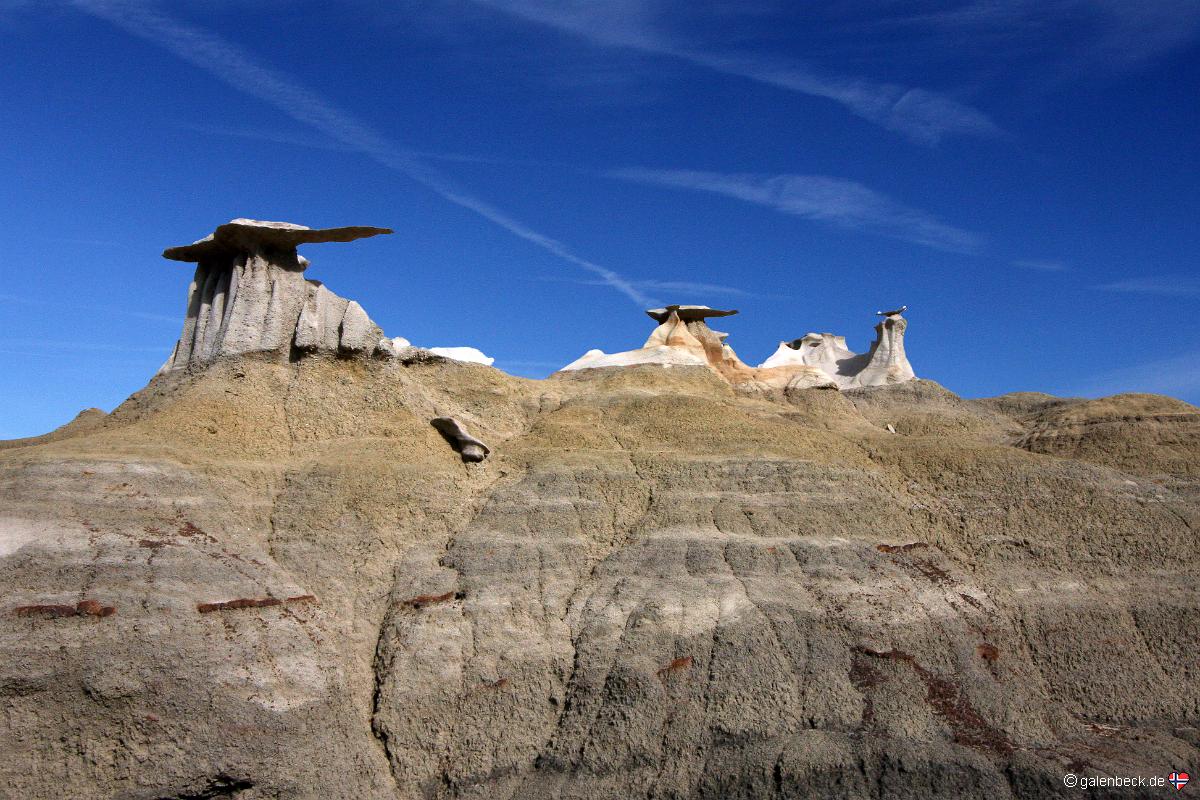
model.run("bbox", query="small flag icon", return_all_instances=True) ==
[1169,772,1190,791]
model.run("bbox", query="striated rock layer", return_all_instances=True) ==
[1,352,1198,799]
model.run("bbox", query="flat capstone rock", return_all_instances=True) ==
[645,305,739,323]
[163,219,393,262]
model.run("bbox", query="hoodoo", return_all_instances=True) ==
[160,219,392,371]
[4,220,1199,800]
[560,303,917,391]
[758,307,917,388]
[560,304,754,378]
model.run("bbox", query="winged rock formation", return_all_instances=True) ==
[161,219,393,371]
[3,224,1199,800]
[561,304,915,390]
[759,312,916,389]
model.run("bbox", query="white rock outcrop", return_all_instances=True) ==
[757,312,916,388]
[559,304,917,391]
[381,338,496,366]
[160,219,392,371]
[426,347,495,366]
[560,305,751,378]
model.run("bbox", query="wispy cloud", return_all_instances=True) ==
[900,0,1200,71]
[1013,259,1070,272]
[534,275,752,297]
[176,121,567,168]
[468,0,1001,145]
[1095,276,1200,297]
[71,0,653,307]
[1075,349,1200,402]
[608,168,981,254]
[626,279,750,297]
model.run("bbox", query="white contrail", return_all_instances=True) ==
[610,168,982,254]
[468,0,1001,146]
[69,0,655,307]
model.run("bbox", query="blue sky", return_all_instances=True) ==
[2,0,1198,438]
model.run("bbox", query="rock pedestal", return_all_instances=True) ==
[160,219,392,372]
[560,305,753,377]
[561,304,917,390]
[757,312,916,388]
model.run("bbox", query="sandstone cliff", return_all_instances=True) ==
[1,230,1198,800]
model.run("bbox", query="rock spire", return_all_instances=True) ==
[159,219,392,372]
[561,304,918,390]
[757,309,916,388]
[560,305,753,378]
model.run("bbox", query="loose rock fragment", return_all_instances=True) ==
[431,417,491,462]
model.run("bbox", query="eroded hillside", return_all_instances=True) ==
[2,350,1198,799]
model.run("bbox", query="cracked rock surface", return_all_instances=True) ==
[1,357,1198,799]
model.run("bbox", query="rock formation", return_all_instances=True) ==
[4,225,1198,799]
[560,304,915,392]
[758,309,916,388]
[160,219,392,371]
[388,338,496,367]
[561,305,754,380]
[430,417,491,462]
[426,347,495,366]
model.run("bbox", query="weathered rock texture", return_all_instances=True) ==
[759,312,916,388]
[562,305,916,392]
[3,237,1199,800]
[2,353,1198,799]
[161,219,392,371]
[431,417,491,462]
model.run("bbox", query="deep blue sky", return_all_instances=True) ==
[2,1,1198,438]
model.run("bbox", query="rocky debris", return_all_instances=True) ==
[196,595,315,613]
[758,310,916,388]
[160,219,392,371]
[12,600,116,619]
[430,416,491,462]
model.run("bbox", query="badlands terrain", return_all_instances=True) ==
[1,222,1198,799]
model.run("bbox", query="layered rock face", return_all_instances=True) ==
[2,232,1199,799]
[161,219,392,371]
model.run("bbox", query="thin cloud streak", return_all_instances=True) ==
[534,275,752,297]
[609,168,981,254]
[898,0,1200,71]
[1013,259,1070,272]
[468,0,1000,145]
[1095,276,1200,297]
[178,121,567,168]
[1076,350,1200,401]
[72,0,653,307]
